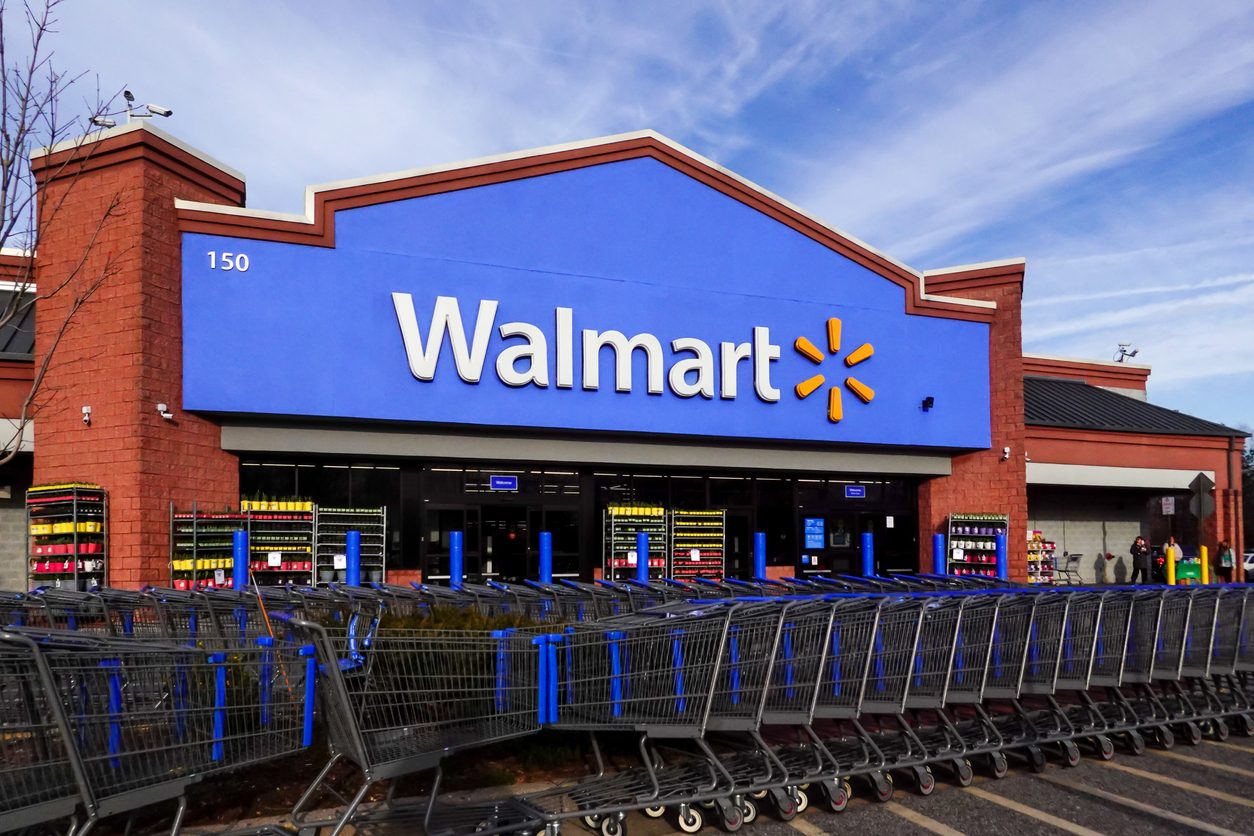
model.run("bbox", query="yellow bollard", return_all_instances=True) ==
[1166,550,1176,585]
[1200,545,1209,585]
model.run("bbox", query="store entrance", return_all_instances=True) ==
[482,505,531,582]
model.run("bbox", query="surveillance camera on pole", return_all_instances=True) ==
[121,89,174,123]
[1114,343,1139,363]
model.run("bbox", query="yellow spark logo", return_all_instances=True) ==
[793,318,874,423]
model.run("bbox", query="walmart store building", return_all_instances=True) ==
[5,123,1243,589]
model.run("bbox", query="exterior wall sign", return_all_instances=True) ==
[845,485,867,499]
[183,156,992,448]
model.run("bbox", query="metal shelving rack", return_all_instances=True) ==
[669,509,726,580]
[315,506,387,585]
[245,506,315,586]
[28,484,108,591]
[169,502,244,589]
[602,504,668,582]
[946,512,1008,577]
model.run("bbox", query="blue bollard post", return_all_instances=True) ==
[636,531,650,583]
[932,532,947,575]
[861,531,875,577]
[539,531,553,584]
[232,529,248,590]
[996,533,1009,581]
[449,530,464,590]
[346,530,361,587]
[753,531,767,580]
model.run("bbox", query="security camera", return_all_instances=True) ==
[156,403,174,421]
[81,405,91,425]
[1001,446,1011,461]
[146,103,173,117]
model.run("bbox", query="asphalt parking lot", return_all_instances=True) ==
[606,734,1254,836]
[190,732,1254,835]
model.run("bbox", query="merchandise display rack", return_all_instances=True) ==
[602,504,668,582]
[1027,530,1057,585]
[169,499,316,588]
[170,502,245,589]
[946,512,1008,578]
[28,483,107,591]
[669,509,726,580]
[316,506,387,585]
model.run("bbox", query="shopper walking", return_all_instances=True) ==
[1129,535,1151,584]
[1217,540,1235,584]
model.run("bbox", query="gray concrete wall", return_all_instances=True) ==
[0,503,25,590]
[1028,486,1151,584]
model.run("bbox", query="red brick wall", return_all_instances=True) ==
[0,360,33,418]
[918,264,1029,580]
[31,126,245,587]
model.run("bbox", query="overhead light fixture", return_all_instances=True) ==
[90,116,116,128]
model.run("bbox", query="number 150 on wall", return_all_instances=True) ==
[207,251,250,272]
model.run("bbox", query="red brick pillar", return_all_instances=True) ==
[916,262,1029,581]
[31,124,244,588]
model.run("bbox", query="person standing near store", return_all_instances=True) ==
[1217,540,1235,584]
[1129,535,1151,584]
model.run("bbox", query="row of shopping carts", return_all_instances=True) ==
[3,578,1253,836]
[0,586,321,836]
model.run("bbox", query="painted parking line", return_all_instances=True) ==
[1203,740,1254,755]
[883,801,965,835]
[787,816,828,836]
[1037,773,1245,836]
[1150,748,1254,779]
[963,785,1105,836]
[1100,760,1254,809]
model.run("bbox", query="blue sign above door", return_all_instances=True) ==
[182,138,991,449]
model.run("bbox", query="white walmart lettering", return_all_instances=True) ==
[393,294,779,402]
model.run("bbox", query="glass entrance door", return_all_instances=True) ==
[482,504,531,582]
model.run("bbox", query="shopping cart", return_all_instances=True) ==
[286,618,542,836]
[2,624,316,835]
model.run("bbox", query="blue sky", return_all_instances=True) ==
[40,0,1254,430]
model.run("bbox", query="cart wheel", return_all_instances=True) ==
[769,790,798,822]
[793,787,809,814]
[914,766,936,796]
[1096,735,1115,761]
[716,804,743,833]
[871,771,894,803]
[1062,740,1082,767]
[1181,722,1203,746]
[954,758,974,787]
[1211,718,1230,742]
[748,791,768,801]
[1027,746,1047,773]
[1155,725,1175,750]
[818,780,849,813]
[1239,714,1254,737]
[989,751,1009,779]
[583,815,602,829]
[1125,730,1146,756]
[643,806,667,819]
[676,806,704,834]
[739,799,758,824]
[600,815,625,836]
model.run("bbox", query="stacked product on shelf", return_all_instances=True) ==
[243,501,314,585]
[1027,530,1057,585]
[170,503,244,589]
[946,512,1008,577]
[602,504,668,581]
[168,499,316,588]
[669,509,726,580]
[316,506,387,585]
[27,483,107,590]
